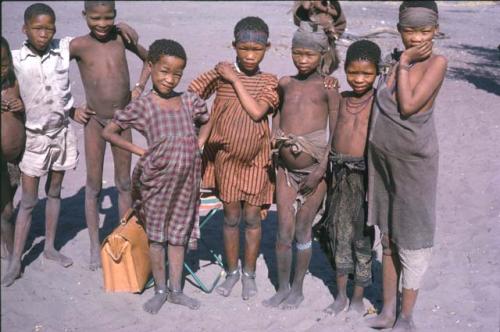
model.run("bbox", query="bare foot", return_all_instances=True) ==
[241,271,257,300]
[349,298,366,315]
[279,290,304,310]
[43,248,73,267]
[89,247,101,271]
[262,288,291,307]
[324,295,349,316]
[216,270,240,297]
[143,290,168,314]
[365,312,396,329]
[1,260,21,287]
[168,289,200,310]
[392,315,416,332]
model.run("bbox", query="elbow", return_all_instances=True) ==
[399,104,418,117]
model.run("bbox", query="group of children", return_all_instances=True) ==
[1,1,447,331]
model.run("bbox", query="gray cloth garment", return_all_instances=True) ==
[399,7,438,28]
[292,21,330,54]
[273,128,328,212]
[367,70,439,250]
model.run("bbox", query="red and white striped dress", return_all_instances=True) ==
[188,68,279,206]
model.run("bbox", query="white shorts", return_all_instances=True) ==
[19,125,78,177]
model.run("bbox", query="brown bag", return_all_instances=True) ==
[101,208,151,293]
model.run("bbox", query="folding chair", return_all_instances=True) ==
[183,193,225,293]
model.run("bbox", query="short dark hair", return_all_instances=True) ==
[400,1,438,14]
[1,36,16,87]
[147,39,187,64]
[234,16,269,40]
[84,1,116,11]
[345,40,381,71]
[24,3,56,24]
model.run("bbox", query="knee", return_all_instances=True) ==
[294,223,312,244]
[223,214,240,228]
[276,230,293,249]
[115,176,131,193]
[45,185,61,199]
[20,194,38,211]
[243,210,261,229]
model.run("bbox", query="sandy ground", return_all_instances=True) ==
[1,1,499,331]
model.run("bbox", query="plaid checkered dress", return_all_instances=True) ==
[112,91,209,248]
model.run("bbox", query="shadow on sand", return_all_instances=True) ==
[186,209,382,310]
[447,44,500,96]
[21,186,120,269]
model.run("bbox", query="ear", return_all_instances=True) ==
[266,42,271,50]
[396,23,402,33]
[232,41,236,48]
[22,24,27,34]
[112,9,117,18]
[148,61,153,71]
[82,10,86,17]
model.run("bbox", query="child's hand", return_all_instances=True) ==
[323,76,339,90]
[401,41,433,65]
[73,105,96,125]
[1,98,23,112]
[116,22,139,45]
[131,84,144,100]
[215,62,239,84]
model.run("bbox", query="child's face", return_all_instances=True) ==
[291,47,322,76]
[84,4,116,41]
[233,41,268,72]
[23,14,56,53]
[345,60,377,96]
[1,46,11,81]
[399,25,437,50]
[149,55,185,95]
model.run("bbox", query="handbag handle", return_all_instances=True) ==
[120,208,135,225]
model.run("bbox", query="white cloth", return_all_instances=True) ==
[19,125,78,177]
[399,247,432,290]
[12,37,74,132]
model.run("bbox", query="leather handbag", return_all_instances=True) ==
[101,208,151,293]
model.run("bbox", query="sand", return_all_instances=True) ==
[1,1,499,331]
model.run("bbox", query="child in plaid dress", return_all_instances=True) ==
[103,39,209,314]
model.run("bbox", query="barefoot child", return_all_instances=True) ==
[2,3,85,286]
[263,24,341,309]
[293,0,347,74]
[365,1,447,330]
[323,40,380,317]
[103,39,208,313]
[188,16,279,300]
[70,0,149,270]
[1,37,25,260]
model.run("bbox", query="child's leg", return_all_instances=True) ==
[166,244,200,310]
[365,234,400,329]
[1,200,14,259]
[216,201,241,297]
[110,128,132,217]
[143,241,168,314]
[84,119,106,270]
[281,180,327,310]
[392,247,431,331]
[43,170,72,267]
[241,202,261,300]
[1,173,39,286]
[262,167,297,307]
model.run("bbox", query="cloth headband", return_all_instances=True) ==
[291,22,329,53]
[235,30,268,45]
[399,7,438,28]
